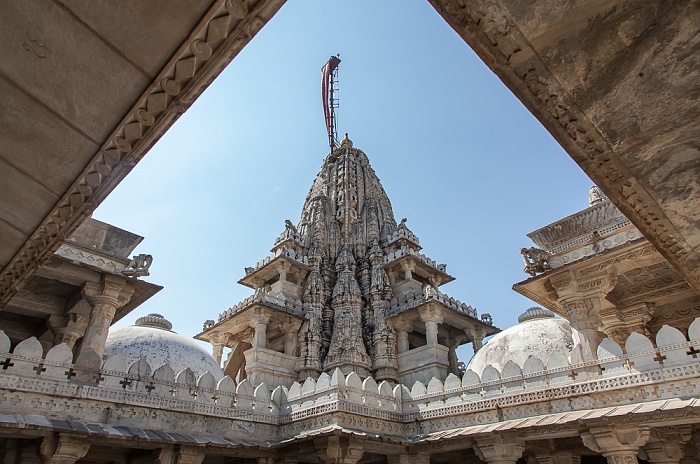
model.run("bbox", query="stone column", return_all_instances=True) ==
[474,436,525,464]
[50,313,88,349]
[400,260,415,281]
[387,453,430,464]
[314,436,364,464]
[212,342,224,365]
[581,425,650,464]
[642,426,692,464]
[465,327,485,353]
[155,445,205,464]
[280,320,302,355]
[80,275,133,359]
[534,452,581,464]
[393,320,414,353]
[250,311,270,349]
[40,433,90,464]
[446,337,459,374]
[562,298,601,362]
[550,271,617,364]
[419,307,443,345]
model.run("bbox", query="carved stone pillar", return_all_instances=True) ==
[50,313,88,349]
[400,260,415,281]
[314,436,364,464]
[212,342,224,365]
[642,426,693,464]
[419,307,443,346]
[281,320,301,355]
[465,327,485,353]
[598,302,654,349]
[387,453,430,464]
[534,452,581,464]
[277,262,291,282]
[156,445,205,464]
[474,436,525,464]
[562,298,601,363]
[40,433,90,464]
[446,337,459,374]
[80,275,133,359]
[550,271,617,364]
[581,425,650,464]
[250,311,270,349]
[393,320,413,353]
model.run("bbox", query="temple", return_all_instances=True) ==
[2,140,700,463]
[1,0,699,462]
[196,134,498,388]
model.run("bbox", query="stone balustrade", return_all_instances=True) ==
[384,246,446,274]
[218,289,305,322]
[384,228,420,247]
[2,319,700,427]
[273,228,303,247]
[245,246,309,276]
[389,287,478,319]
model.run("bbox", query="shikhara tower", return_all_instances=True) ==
[197,134,498,386]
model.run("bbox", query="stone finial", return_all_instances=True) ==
[135,313,173,331]
[588,185,606,207]
[518,307,555,323]
[340,133,353,147]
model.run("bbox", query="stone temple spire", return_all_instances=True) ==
[296,134,396,376]
[198,137,499,386]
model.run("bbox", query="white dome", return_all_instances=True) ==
[466,307,573,376]
[105,313,223,380]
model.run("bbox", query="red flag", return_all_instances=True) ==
[321,56,341,145]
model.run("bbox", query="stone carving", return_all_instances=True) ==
[589,185,607,207]
[21,30,49,59]
[205,141,491,382]
[121,253,153,277]
[284,219,297,233]
[521,247,552,276]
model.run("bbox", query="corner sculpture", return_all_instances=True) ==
[520,246,551,276]
[121,253,153,278]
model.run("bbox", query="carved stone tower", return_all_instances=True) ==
[197,135,498,386]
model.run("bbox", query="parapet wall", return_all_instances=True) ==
[2,319,700,441]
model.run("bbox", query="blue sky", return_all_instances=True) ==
[96,0,593,363]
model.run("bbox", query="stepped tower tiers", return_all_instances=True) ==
[196,135,499,387]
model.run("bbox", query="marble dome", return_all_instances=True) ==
[466,307,573,376]
[105,313,224,380]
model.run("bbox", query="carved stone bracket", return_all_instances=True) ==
[40,433,90,464]
[474,435,525,464]
[314,436,364,464]
[581,425,650,463]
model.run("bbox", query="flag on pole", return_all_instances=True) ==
[321,56,341,147]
